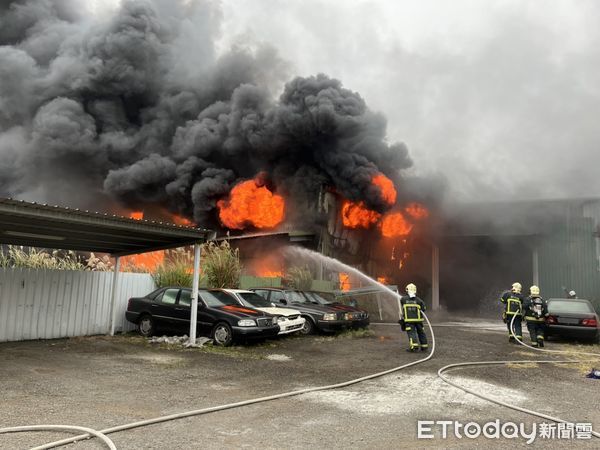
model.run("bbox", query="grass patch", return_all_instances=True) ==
[315,327,375,342]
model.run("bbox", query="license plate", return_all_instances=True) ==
[559,318,579,325]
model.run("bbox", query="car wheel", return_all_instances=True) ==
[299,317,315,335]
[137,315,155,337]
[212,322,233,346]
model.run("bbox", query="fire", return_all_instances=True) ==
[123,211,166,271]
[248,253,284,278]
[341,201,381,228]
[339,272,351,291]
[377,276,390,285]
[381,212,413,238]
[217,178,285,230]
[405,202,429,219]
[171,214,194,227]
[372,173,397,206]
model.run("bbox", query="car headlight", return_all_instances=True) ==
[322,313,337,321]
[344,313,354,320]
[237,319,256,327]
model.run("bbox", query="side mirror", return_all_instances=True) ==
[280,299,287,305]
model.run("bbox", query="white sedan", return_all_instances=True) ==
[222,289,306,335]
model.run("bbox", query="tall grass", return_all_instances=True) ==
[202,241,242,288]
[286,265,313,290]
[0,246,112,271]
[152,248,194,288]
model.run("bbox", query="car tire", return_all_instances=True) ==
[212,322,233,346]
[299,316,315,335]
[137,314,155,337]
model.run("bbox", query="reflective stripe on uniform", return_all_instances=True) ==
[507,298,522,314]
[525,316,544,322]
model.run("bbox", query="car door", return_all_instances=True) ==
[178,289,214,337]
[153,288,180,329]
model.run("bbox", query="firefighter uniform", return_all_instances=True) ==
[401,283,428,352]
[500,282,524,342]
[523,285,548,347]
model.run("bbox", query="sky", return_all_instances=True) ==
[212,0,600,201]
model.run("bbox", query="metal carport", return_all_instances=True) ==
[0,198,215,344]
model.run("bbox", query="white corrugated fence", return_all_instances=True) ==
[0,268,156,342]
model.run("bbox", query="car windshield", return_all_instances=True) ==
[200,291,238,307]
[548,299,594,314]
[285,290,308,303]
[237,292,272,308]
[305,292,331,305]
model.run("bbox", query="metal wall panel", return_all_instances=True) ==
[538,201,600,310]
[0,269,155,342]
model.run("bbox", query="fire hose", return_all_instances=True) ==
[1,313,436,450]
[437,313,600,439]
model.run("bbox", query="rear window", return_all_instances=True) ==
[548,299,594,314]
[238,293,272,308]
[200,291,238,307]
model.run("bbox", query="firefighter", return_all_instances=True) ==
[523,285,548,347]
[400,283,428,352]
[500,282,524,343]
[568,290,578,299]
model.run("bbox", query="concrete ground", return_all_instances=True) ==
[1,319,599,449]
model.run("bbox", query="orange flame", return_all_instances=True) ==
[248,253,284,278]
[377,276,390,285]
[122,211,165,271]
[405,202,429,219]
[339,273,351,291]
[217,178,285,230]
[171,214,194,226]
[341,201,381,228]
[381,212,413,238]
[372,173,397,206]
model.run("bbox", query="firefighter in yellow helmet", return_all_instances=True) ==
[400,283,428,352]
[523,285,548,347]
[500,282,524,343]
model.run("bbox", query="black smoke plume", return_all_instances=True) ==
[0,0,414,229]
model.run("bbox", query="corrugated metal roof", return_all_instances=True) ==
[0,198,213,255]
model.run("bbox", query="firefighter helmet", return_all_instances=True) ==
[530,285,540,296]
[568,290,577,298]
[406,283,417,296]
[511,282,522,294]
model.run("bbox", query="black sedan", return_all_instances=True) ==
[125,287,279,346]
[545,298,599,343]
[303,291,370,329]
[251,288,351,334]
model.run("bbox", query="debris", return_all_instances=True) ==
[148,335,212,347]
[266,354,292,361]
[586,368,600,379]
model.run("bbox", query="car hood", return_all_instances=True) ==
[211,304,267,318]
[255,307,301,316]
[321,303,366,313]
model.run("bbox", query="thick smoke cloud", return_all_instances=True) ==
[0,0,413,228]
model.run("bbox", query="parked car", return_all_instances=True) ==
[125,287,279,346]
[303,291,370,329]
[545,298,599,342]
[251,288,351,335]
[218,289,305,335]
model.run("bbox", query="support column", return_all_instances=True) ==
[189,242,202,345]
[532,247,539,286]
[109,256,121,336]
[431,245,440,310]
